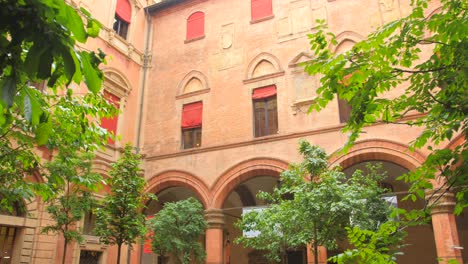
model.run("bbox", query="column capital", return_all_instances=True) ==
[204,208,225,229]
[425,190,456,215]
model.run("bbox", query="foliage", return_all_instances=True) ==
[0,0,105,135]
[95,145,152,264]
[0,0,117,212]
[305,0,467,212]
[236,140,394,264]
[149,197,207,264]
[330,222,406,264]
[42,149,102,264]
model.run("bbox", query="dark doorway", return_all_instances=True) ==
[287,249,306,264]
[79,251,101,264]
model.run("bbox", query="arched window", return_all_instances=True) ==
[186,12,205,40]
[251,0,272,21]
[114,0,131,39]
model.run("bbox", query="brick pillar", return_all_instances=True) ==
[306,244,327,264]
[205,209,225,264]
[426,190,463,264]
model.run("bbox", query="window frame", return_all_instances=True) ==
[337,95,352,124]
[182,127,202,149]
[253,95,278,137]
[113,15,129,39]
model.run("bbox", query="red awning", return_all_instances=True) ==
[116,0,131,23]
[252,85,276,99]
[182,102,203,129]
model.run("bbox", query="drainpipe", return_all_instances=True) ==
[128,7,152,264]
[135,7,152,154]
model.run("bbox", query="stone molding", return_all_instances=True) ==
[425,190,456,215]
[205,209,225,229]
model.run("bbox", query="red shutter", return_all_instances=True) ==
[143,216,154,253]
[181,102,203,129]
[186,12,205,40]
[116,0,131,23]
[252,85,277,99]
[101,91,120,144]
[251,0,272,21]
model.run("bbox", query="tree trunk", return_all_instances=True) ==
[62,240,68,264]
[158,255,167,264]
[117,243,122,264]
[314,225,318,264]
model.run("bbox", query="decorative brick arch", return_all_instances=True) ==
[445,133,465,150]
[92,159,112,177]
[245,52,284,80]
[102,67,132,98]
[177,70,210,95]
[146,170,210,208]
[330,31,364,53]
[210,158,289,208]
[329,139,427,171]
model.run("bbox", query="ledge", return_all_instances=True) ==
[176,88,210,100]
[250,15,275,24]
[144,113,428,162]
[184,35,206,44]
[243,71,285,84]
[145,124,345,161]
[95,28,144,66]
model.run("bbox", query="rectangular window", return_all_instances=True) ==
[253,85,278,137]
[181,102,203,149]
[83,211,97,236]
[251,0,273,21]
[338,96,352,123]
[113,15,129,39]
[182,127,202,149]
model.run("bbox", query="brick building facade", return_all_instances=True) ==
[0,0,466,264]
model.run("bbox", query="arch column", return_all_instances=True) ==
[205,209,225,264]
[426,190,463,263]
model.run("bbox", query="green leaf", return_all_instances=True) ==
[0,104,5,127]
[61,48,76,83]
[81,52,102,93]
[2,78,16,108]
[87,19,101,38]
[24,43,48,78]
[37,50,53,79]
[24,94,33,123]
[56,4,88,43]
[36,121,52,146]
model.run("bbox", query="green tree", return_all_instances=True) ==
[305,0,467,212]
[236,141,394,264]
[42,149,102,264]
[95,145,151,264]
[0,0,116,212]
[330,222,406,264]
[149,197,207,264]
